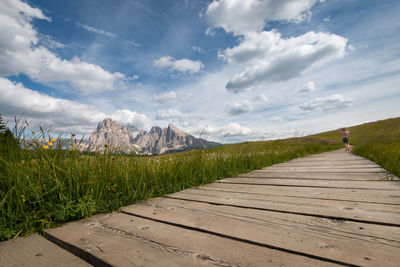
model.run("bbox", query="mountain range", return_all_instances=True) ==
[88,118,220,154]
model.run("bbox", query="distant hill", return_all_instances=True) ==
[89,118,221,154]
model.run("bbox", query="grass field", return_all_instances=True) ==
[0,130,341,241]
[1,117,399,241]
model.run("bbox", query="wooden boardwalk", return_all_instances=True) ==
[2,149,400,266]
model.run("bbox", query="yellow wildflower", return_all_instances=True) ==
[43,145,49,149]
[20,194,26,202]
[51,138,56,142]
[48,142,53,146]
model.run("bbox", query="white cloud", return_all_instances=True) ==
[180,93,194,101]
[154,56,204,73]
[323,16,331,22]
[253,94,269,103]
[155,109,207,127]
[205,27,217,36]
[202,123,258,142]
[110,109,152,130]
[299,94,353,113]
[205,0,318,35]
[0,0,125,94]
[225,101,252,115]
[77,23,117,38]
[299,81,317,93]
[222,30,348,92]
[191,46,204,53]
[269,116,283,122]
[153,91,177,103]
[39,34,65,49]
[0,77,149,132]
[205,0,348,93]
[128,75,139,81]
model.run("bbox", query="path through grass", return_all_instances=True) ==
[0,134,340,241]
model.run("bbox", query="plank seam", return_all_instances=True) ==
[44,232,113,267]
[218,181,399,191]
[199,188,400,206]
[255,173,386,174]
[238,177,388,181]
[120,210,359,267]
[164,196,400,228]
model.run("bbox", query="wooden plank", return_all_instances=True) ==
[179,187,400,212]
[168,189,400,226]
[266,166,383,171]
[264,166,384,170]
[121,197,400,267]
[44,213,338,267]
[239,172,390,181]
[220,177,400,190]
[258,168,386,173]
[201,182,400,205]
[271,162,380,167]
[0,234,90,267]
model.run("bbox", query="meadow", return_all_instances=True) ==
[1,117,399,241]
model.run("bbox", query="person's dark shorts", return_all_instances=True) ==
[342,138,349,143]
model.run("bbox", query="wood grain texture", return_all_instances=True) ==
[46,212,338,267]
[200,182,400,204]
[121,197,400,267]
[0,234,90,267]
[219,177,400,190]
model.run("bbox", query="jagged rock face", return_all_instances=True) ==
[134,123,220,154]
[90,119,220,154]
[89,118,139,153]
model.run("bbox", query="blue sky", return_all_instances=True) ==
[1,0,399,142]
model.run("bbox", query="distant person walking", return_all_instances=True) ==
[340,128,350,151]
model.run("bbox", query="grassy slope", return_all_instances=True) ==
[312,117,400,178]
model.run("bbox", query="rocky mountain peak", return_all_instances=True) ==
[167,123,186,135]
[89,119,221,154]
[89,118,139,153]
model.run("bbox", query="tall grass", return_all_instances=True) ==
[0,128,341,241]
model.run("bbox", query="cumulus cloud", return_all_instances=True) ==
[299,81,317,93]
[153,91,177,103]
[77,23,117,38]
[205,0,318,35]
[223,31,348,92]
[154,56,204,73]
[155,109,207,127]
[299,94,353,113]
[225,101,252,115]
[0,0,125,94]
[205,0,349,93]
[0,77,149,132]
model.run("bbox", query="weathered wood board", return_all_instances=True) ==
[45,212,338,267]
[121,197,400,267]
[0,234,90,267]
[200,182,400,204]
